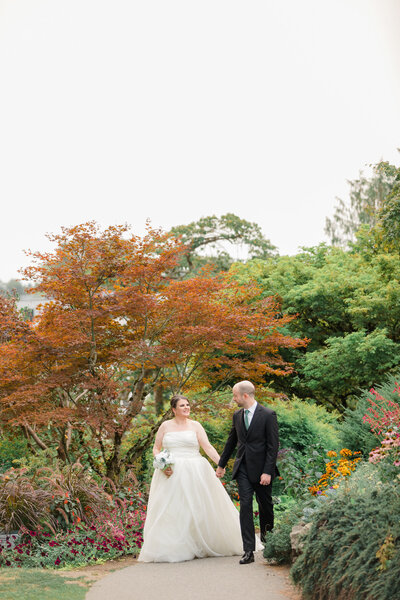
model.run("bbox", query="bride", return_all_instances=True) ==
[138,394,244,562]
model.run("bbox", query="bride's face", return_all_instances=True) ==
[173,399,190,418]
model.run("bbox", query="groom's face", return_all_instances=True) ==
[232,387,245,407]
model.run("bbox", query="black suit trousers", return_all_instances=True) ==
[236,460,274,552]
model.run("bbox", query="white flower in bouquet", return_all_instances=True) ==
[153,450,175,471]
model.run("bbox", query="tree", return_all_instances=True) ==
[230,244,400,410]
[299,329,400,409]
[0,222,304,480]
[377,161,400,251]
[170,213,276,277]
[0,279,26,298]
[325,167,394,247]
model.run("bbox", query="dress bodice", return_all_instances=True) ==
[162,430,200,459]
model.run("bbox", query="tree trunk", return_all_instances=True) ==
[57,427,69,463]
[106,431,122,482]
[154,384,164,416]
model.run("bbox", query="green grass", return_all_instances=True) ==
[0,569,90,600]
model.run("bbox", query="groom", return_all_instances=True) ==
[216,380,279,564]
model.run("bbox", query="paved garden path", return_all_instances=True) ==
[85,552,299,600]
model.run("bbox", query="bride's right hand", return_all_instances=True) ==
[163,467,173,478]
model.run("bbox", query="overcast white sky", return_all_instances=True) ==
[1,0,400,282]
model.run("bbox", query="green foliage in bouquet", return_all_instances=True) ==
[290,463,400,600]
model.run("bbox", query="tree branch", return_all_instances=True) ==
[24,423,48,451]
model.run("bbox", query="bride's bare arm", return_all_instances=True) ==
[153,422,166,457]
[195,423,220,464]
[153,423,172,477]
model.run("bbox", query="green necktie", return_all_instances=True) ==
[244,409,250,430]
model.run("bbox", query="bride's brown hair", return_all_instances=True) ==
[170,394,189,409]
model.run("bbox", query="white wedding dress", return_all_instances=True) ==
[138,430,244,562]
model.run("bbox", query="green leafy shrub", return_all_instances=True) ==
[263,496,305,564]
[275,446,328,498]
[270,396,340,454]
[202,418,231,453]
[0,432,29,473]
[291,463,400,600]
[337,394,379,455]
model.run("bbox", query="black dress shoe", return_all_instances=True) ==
[239,551,254,564]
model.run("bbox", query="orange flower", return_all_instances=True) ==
[309,448,362,496]
[339,448,353,457]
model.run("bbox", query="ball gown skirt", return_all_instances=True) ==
[138,430,244,562]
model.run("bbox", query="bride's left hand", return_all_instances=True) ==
[163,467,173,478]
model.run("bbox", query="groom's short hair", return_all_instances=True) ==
[235,380,255,397]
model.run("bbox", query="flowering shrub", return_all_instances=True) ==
[308,449,362,496]
[369,428,400,465]
[0,492,146,568]
[368,428,400,483]
[363,385,400,435]
[0,460,148,568]
[361,384,400,480]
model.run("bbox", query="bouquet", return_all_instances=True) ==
[153,450,175,471]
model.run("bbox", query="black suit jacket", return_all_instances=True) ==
[218,403,279,483]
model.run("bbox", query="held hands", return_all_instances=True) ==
[215,466,225,478]
[260,473,271,486]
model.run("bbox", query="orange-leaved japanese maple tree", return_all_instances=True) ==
[0,222,306,480]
